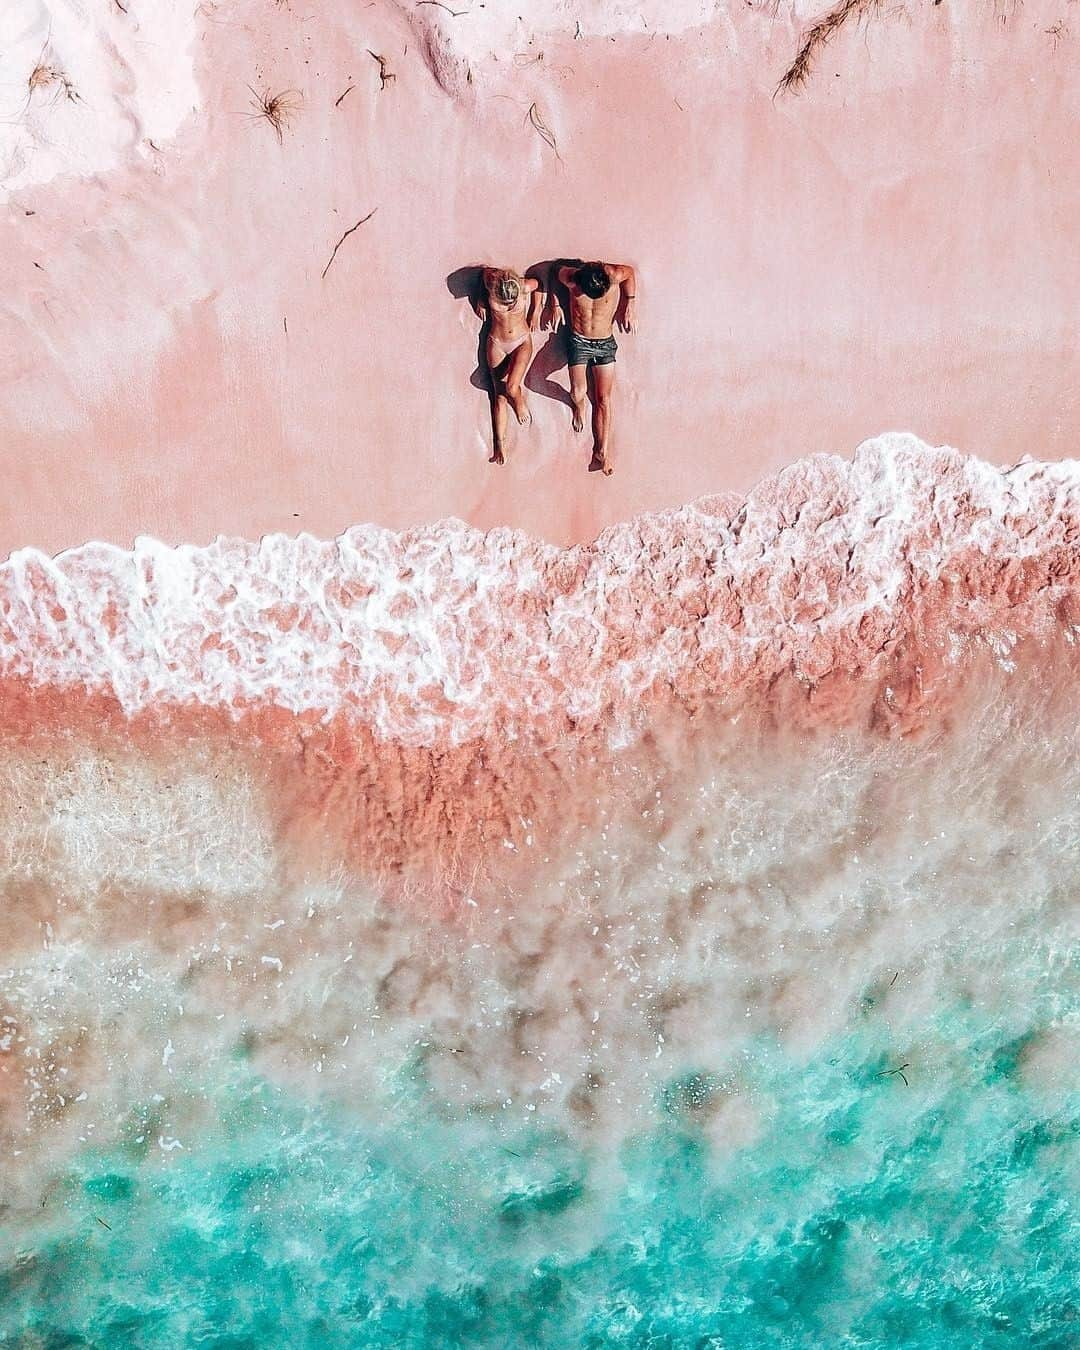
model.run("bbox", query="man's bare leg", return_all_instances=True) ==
[504,338,533,426]
[588,361,615,475]
[569,362,588,434]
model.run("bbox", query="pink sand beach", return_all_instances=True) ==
[2,0,1078,555]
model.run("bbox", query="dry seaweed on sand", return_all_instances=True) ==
[245,85,302,142]
[776,0,884,95]
[525,101,561,160]
[27,62,79,102]
[416,1,469,14]
[321,208,378,280]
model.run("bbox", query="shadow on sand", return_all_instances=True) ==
[446,261,601,463]
[445,260,587,409]
[445,265,494,398]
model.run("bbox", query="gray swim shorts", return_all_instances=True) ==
[566,331,617,368]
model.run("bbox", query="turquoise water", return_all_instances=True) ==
[3,976,1076,1349]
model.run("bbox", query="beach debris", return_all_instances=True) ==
[28,62,79,103]
[416,1,469,14]
[321,208,378,279]
[875,1062,910,1086]
[95,1217,112,1230]
[776,0,883,95]
[889,970,899,987]
[525,101,561,160]
[114,0,128,12]
[246,86,302,142]
[574,20,583,39]
[367,51,396,89]
[1045,20,1068,47]
[335,83,355,107]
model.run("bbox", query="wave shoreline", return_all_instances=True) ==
[2,435,1077,747]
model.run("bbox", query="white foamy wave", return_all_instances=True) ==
[1,435,1077,744]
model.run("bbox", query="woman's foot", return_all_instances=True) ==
[511,392,531,426]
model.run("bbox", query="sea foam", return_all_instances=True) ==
[2,435,1077,744]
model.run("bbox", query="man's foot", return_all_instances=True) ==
[490,447,505,465]
[589,452,613,476]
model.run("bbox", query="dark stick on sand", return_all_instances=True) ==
[416,1,468,14]
[335,84,355,107]
[321,209,378,279]
[367,51,395,89]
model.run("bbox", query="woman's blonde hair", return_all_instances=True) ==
[494,271,521,305]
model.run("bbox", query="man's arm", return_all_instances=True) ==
[541,263,578,330]
[609,263,638,333]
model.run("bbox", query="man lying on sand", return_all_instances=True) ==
[551,260,637,475]
[474,267,542,465]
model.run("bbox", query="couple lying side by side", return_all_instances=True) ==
[474,260,637,476]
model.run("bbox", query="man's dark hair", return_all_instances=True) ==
[575,262,611,299]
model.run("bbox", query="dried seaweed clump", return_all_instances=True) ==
[776,0,884,95]
[246,86,303,142]
[28,62,79,102]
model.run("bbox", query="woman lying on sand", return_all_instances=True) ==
[474,267,542,464]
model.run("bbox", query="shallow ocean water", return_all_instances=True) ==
[1,998,1076,1347]
[2,669,1077,1348]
